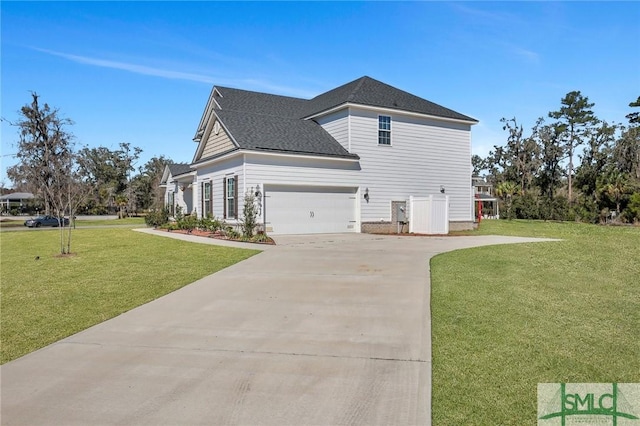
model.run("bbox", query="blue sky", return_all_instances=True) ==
[2,1,639,185]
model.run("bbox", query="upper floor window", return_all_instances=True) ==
[378,115,391,145]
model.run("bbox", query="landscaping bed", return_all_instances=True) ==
[161,227,275,245]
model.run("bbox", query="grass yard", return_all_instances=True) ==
[431,220,640,425]
[0,217,146,228]
[0,228,259,364]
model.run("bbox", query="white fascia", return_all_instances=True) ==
[193,149,359,169]
[193,87,223,142]
[191,110,241,164]
[305,102,478,126]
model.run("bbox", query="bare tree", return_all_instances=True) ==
[6,93,86,254]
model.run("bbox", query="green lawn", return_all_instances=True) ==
[0,228,259,363]
[0,217,146,228]
[431,220,640,425]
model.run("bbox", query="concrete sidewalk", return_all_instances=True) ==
[0,232,558,425]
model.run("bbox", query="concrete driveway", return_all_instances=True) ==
[0,231,556,425]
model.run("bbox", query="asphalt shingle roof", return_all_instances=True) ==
[304,76,478,122]
[168,163,193,177]
[215,109,358,158]
[206,76,476,160]
[213,87,358,159]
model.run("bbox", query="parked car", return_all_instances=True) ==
[24,215,70,228]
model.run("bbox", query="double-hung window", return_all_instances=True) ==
[168,191,175,216]
[224,176,238,219]
[202,182,212,217]
[378,115,391,145]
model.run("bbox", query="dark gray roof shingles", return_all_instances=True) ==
[303,76,478,122]
[214,87,358,159]
[168,163,193,177]
[206,76,476,160]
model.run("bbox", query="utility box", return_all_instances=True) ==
[396,203,407,223]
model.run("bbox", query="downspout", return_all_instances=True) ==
[347,107,352,153]
[242,153,247,196]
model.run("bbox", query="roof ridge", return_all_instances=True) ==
[347,76,369,102]
[220,107,306,119]
[215,86,308,102]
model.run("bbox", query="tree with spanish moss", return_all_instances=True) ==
[5,93,86,254]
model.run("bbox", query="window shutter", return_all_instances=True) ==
[223,178,227,219]
[234,177,239,219]
[209,182,213,217]
[200,182,204,218]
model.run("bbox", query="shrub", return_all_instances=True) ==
[144,208,169,228]
[512,193,540,220]
[224,226,241,240]
[253,233,271,243]
[624,192,640,223]
[538,196,570,221]
[199,215,222,232]
[177,214,198,233]
[573,196,600,224]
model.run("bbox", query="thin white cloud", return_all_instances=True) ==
[31,47,316,98]
[450,3,521,24]
[510,46,540,64]
[33,47,218,84]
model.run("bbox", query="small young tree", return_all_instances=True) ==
[240,189,259,238]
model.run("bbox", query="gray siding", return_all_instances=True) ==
[244,155,359,188]
[348,107,472,222]
[315,109,350,152]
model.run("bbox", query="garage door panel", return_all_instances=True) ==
[265,186,357,235]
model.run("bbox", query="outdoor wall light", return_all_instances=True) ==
[440,185,446,194]
[364,187,370,203]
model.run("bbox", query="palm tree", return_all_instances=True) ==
[495,181,519,220]
[605,172,629,217]
[115,194,128,219]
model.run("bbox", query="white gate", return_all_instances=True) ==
[409,195,449,234]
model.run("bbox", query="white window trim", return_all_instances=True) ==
[226,176,236,219]
[378,115,392,146]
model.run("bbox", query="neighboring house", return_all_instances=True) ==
[0,192,35,214]
[159,163,195,216]
[473,176,499,219]
[165,76,478,234]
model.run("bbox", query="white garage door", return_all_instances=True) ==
[264,185,358,234]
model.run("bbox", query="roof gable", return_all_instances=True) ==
[161,163,192,184]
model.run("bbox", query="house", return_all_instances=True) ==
[473,176,499,219]
[164,76,478,234]
[0,192,35,214]
[159,163,195,216]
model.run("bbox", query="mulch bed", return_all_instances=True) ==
[160,228,276,245]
